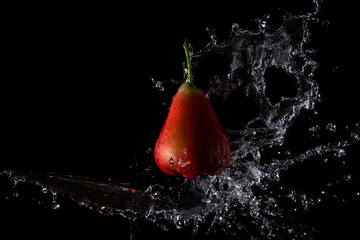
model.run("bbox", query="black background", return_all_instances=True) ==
[2,1,359,239]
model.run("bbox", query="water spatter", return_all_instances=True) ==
[1,1,359,240]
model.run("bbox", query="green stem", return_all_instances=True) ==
[183,40,193,85]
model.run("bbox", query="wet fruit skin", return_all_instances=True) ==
[154,82,231,179]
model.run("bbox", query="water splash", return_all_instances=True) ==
[1,1,359,239]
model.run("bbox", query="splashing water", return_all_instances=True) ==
[1,2,359,240]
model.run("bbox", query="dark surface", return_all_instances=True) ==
[2,1,359,239]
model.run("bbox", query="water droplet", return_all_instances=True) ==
[146,148,152,154]
[178,160,186,168]
[41,186,48,194]
[155,82,164,91]
[322,19,330,28]
[51,191,60,210]
[344,174,352,182]
[334,149,346,158]
[169,158,174,167]
[259,19,267,31]
[326,123,337,132]
[231,23,239,32]
[150,77,165,91]
[351,132,359,140]
[309,125,320,132]
[52,202,60,210]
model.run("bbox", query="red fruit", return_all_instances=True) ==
[154,41,230,179]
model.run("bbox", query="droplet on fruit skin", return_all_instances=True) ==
[169,158,174,167]
[178,160,186,168]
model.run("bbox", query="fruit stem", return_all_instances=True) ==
[183,40,193,85]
